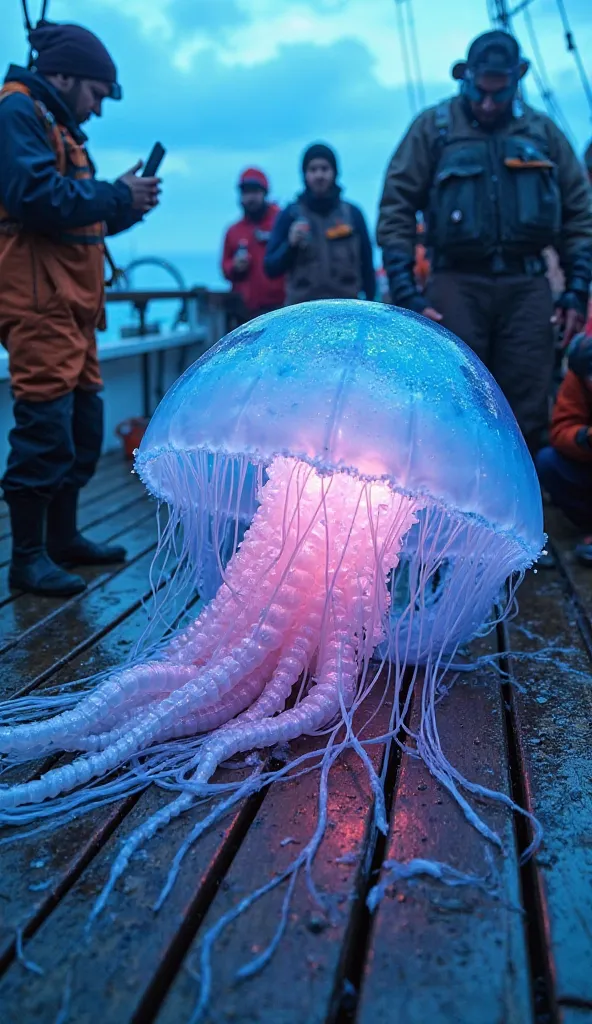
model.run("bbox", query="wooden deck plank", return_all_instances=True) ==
[157,688,393,1024]
[0,513,159,660]
[0,768,264,1024]
[546,506,592,637]
[0,786,140,975]
[0,587,199,978]
[357,657,532,1024]
[508,568,592,1010]
[0,536,171,702]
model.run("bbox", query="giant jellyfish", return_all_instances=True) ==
[0,301,543,984]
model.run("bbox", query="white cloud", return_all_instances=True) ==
[53,0,176,38]
[74,0,592,99]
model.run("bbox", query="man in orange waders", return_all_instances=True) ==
[0,20,161,596]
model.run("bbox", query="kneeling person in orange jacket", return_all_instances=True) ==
[0,20,160,596]
[536,332,592,566]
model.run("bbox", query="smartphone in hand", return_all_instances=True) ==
[142,143,166,178]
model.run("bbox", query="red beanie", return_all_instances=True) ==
[238,168,269,191]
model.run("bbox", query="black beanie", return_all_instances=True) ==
[29,21,121,99]
[302,143,338,178]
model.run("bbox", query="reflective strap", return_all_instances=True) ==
[504,158,554,170]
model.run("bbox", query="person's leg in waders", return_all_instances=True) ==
[427,271,495,368]
[46,329,126,568]
[491,273,556,567]
[2,313,123,597]
[491,274,555,456]
[428,269,555,566]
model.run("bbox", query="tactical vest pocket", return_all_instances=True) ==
[328,235,359,289]
[501,138,561,248]
[429,156,487,254]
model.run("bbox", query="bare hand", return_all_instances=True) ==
[118,160,161,213]
[289,219,310,248]
[553,306,585,348]
[233,252,250,272]
[422,306,443,323]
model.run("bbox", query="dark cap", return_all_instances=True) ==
[302,143,338,178]
[452,30,528,81]
[29,20,122,100]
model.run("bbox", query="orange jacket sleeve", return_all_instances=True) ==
[550,370,592,462]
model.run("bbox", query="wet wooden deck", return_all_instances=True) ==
[0,454,590,1024]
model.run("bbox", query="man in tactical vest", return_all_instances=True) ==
[0,20,160,597]
[377,30,592,455]
[264,143,376,304]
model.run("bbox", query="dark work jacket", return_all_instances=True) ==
[0,66,138,238]
[265,188,376,303]
[0,67,142,398]
[378,94,592,311]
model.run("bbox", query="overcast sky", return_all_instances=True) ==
[1,0,591,282]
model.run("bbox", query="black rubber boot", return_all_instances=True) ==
[6,492,87,597]
[47,487,127,566]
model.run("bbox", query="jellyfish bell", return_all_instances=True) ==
[137,298,542,660]
[0,302,543,988]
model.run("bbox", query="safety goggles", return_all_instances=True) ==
[463,70,517,105]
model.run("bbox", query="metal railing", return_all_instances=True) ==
[102,287,244,417]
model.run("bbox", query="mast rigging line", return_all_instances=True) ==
[394,0,419,115]
[405,0,426,109]
[554,0,592,120]
[521,3,575,143]
[21,0,49,33]
[487,0,576,143]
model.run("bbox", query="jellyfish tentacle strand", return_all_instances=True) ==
[0,458,419,816]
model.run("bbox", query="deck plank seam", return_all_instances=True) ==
[497,617,560,1024]
[547,541,592,663]
[130,777,275,1024]
[325,672,415,1024]
[9,548,173,700]
[0,790,143,977]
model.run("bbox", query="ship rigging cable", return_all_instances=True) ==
[487,0,576,142]
[521,4,575,142]
[20,0,49,33]
[394,0,418,114]
[393,0,425,114]
[405,0,426,108]
[554,0,592,120]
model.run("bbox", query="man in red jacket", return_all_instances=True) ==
[221,168,284,323]
[537,331,592,565]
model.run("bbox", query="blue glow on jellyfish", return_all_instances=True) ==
[0,301,544,1004]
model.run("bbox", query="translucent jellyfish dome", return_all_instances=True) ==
[137,300,543,658]
[139,300,540,545]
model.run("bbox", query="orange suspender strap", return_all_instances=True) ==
[0,81,66,173]
[0,81,103,242]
